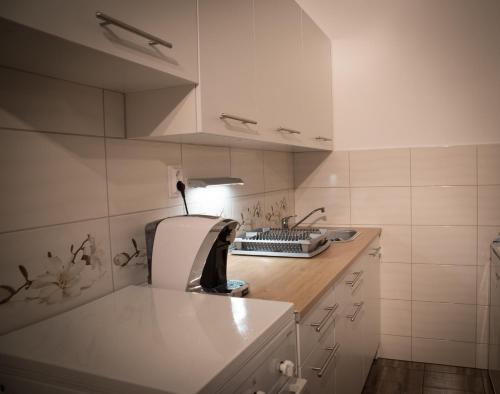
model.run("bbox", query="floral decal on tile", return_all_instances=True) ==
[265,196,289,227]
[113,238,146,267]
[237,200,264,232]
[0,234,106,305]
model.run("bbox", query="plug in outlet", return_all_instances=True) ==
[168,165,184,198]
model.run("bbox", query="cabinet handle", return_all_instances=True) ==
[310,303,338,332]
[345,270,363,287]
[311,343,340,378]
[96,12,173,49]
[315,136,333,142]
[277,127,302,135]
[220,113,258,125]
[346,302,364,322]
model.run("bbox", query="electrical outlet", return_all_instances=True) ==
[168,165,184,198]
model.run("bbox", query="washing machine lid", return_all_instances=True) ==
[0,286,294,394]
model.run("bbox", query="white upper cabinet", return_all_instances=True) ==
[0,0,198,91]
[254,0,303,144]
[197,0,258,137]
[301,11,333,149]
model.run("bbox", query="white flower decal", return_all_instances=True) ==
[0,234,106,305]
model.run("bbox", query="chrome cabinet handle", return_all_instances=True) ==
[345,271,363,287]
[311,343,340,377]
[96,12,173,49]
[277,127,301,135]
[310,304,338,332]
[346,302,364,322]
[315,136,333,141]
[220,113,258,125]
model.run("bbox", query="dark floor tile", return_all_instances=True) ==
[377,358,425,370]
[481,370,494,394]
[423,388,477,394]
[424,371,484,393]
[364,366,424,394]
[425,363,482,377]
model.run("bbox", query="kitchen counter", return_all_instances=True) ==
[228,227,381,319]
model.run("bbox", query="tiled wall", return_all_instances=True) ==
[294,145,500,368]
[0,67,294,335]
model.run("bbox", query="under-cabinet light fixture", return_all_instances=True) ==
[188,177,245,188]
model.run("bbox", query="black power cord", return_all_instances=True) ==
[176,180,189,215]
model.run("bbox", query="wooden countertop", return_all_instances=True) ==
[227,227,381,319]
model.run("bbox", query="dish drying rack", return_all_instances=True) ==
[230,227,330,258]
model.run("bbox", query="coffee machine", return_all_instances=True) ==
[145,215,249,297]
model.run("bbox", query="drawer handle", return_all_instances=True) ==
[346,302,364,322]
[96,12,173,49]
[311,343,340,377]
[220,113,258,125]
[277,127,302,135]
[315,136,333,142]
[345,270,363,287]
[310,303,338,332]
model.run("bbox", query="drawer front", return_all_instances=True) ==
[226,321,297,394]
[299,287,337,364]
[300,324,337,394]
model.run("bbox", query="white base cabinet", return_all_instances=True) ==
[297,236,381,394]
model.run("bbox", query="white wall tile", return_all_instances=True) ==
[351,187,411,225]
[477,265,490,306]
[182,144,230,179]
[412,301,475,342]
[476,344,488,369]
[106,139,182,216]
[230,149,264,196]
[0,67,103,136]
[380,225,412,263]
[379,335,412,361]
[381,263,411,300]
[0,130,107,232]
[294,151,349,188]
[411,146,477,186]
[186,186,232,217]
[412,264,476,304]
[478,226,500,265]
[264,151,293,192]
[412,226,477,265]
[103,90,125,138]
[412,186,477,225]
[294,187,350,225]
[0,218,113,335]
[412,338,475,367]
[109,206,183,290]
[477,305,489,344]
[349,148,410,186]
[478,186,500,225]
[478,144,500,185]
[381,299,411,336]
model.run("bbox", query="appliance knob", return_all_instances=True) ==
[279,360,295,377]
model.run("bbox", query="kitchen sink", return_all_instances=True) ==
[327,228,360,242]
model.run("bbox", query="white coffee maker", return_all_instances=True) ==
[145,215,249,297]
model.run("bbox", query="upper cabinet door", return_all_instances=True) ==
[254,0,303,144]
[0,0,198,84]
[198,0,258,136]
[301,11,333,148]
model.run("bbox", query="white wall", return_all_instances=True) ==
[297,0,500,150]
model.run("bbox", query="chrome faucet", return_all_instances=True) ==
[281,215,297,229]
[290,207,325,229]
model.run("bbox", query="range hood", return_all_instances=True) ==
[188,177,244,188]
